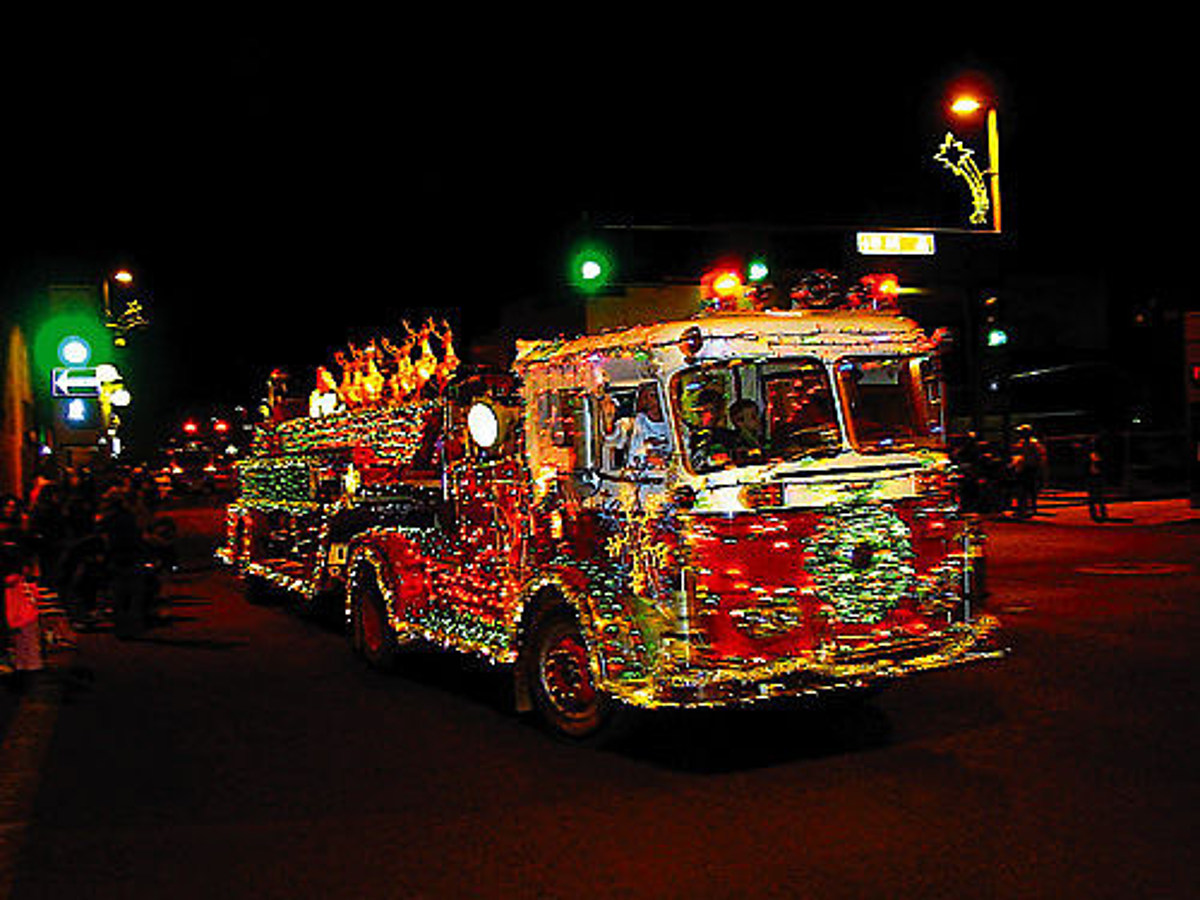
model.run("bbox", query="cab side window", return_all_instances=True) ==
[598,387,636,471]
[600,382,671,475]
[539,388,593,471]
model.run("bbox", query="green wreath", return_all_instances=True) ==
[805,502,916,625]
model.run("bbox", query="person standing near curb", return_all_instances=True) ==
[98,486,147,640]
[1086,436,1108,522]
[1012,425,1047,519]
[3,541,44,690]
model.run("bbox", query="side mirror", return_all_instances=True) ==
[571,468,601,499]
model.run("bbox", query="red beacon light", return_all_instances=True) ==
[788,270,902,312]
[711,270,743,298]
[701,267,748,311]
[858,273,901,311]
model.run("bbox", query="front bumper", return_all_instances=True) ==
[621,615,1005,709]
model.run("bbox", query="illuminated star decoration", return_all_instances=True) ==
[933,133,991,226]
[107,298,150,346]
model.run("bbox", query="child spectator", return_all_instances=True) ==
[3,540,44,689]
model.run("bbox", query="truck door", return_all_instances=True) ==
[439,390,527,639]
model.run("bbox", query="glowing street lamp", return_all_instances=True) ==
[950,95,982,116]
[102,268,148,346]
[102,269,131,321]
[948,92,1002,233]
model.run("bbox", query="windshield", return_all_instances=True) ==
[672,358,842,474]
[835,356,943,453]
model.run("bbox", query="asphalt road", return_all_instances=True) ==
[5,501,1198,898]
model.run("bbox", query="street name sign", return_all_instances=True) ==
[52,367,101,397]
[856,232,936,256]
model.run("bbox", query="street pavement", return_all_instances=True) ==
[2,497,1197,898]
[1021,489,1199,528]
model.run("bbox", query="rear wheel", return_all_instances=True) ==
[527,607,621,741]
[352,566,399,670]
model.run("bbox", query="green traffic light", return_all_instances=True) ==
[569,243,613,292]
[987,328,1009,347]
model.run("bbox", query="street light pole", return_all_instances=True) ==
[942,87,1006,447]
[102,269,145,347]
[986,107,1001,234]
[948,94,1001,234]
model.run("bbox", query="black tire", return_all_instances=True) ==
[351,566,399,670]
[243,574,275,606]
[526,607,623,742]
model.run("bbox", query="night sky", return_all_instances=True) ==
[3,15,1192,445]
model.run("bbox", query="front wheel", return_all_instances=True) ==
[526,608,622,741]
[351,566,399,670]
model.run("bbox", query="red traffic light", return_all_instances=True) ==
[182,420,199,435]
[213,419,230,434]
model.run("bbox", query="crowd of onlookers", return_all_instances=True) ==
[952,426,1109,522]
[2,465,175,689]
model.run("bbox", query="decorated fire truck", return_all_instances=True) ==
[220,274,1000,739]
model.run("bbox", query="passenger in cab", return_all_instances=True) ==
[686,389,739,471]
[728,398,765,465]
[603,383,671,474]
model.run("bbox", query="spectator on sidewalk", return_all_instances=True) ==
[98,485,148,639]
[1011,424,1048,519]
[3,540,44,689]
[1086,436,1108,523]
[27,479,66,588]
[0,494,25,543]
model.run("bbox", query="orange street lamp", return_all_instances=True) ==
[102,270,131,322]
[102,268,147,347]
[950,95,982,116]
[950,93,1002,232]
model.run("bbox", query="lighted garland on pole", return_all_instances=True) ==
[804,501,916,625]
